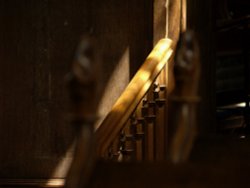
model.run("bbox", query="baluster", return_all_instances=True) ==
[107,136,122,161]
[119,130,126,161]
[112,136,122,161]
[141,98,148,160]
[154,79,167,161]
[120,120,135,161]
[142,95,156,161]
[133,103,145,161]
[129,114,137,160]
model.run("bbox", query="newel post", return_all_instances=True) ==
[168,31,200,163]
[65,34,100,188]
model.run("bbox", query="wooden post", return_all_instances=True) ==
[169,31,200,163]
[65,34,99,188]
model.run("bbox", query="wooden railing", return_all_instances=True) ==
[65,30,200,188]
[65,36,174,188]
[95,39,174,160]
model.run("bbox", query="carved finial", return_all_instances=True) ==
[67,34,100,121]
[174,31,200,95]
[169,30,200,163]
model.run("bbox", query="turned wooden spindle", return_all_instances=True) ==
[65,34,100,188]
[108,136,121,161]
[120,119,135,161]
[168,31,200,163]
[141,96,155,161]
[131,99,145,161]
[154,82,167,161]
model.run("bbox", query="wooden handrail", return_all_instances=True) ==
[96,38,174,157]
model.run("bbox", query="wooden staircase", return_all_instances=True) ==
[64,20,250,187]
[64,30,212,188]
[1,29,249,188]
[1,1,250,188]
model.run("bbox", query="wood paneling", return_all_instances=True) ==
[0,0,92,178]
[0,0,153,180]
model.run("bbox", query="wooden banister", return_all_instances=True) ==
[96,38,174,157]
[66,30,200,188]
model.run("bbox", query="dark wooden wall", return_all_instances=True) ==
[187,0,216,134]
[0,0,91,179]
[0,0,153,180]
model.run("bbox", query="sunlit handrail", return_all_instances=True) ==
[96,38,174,157]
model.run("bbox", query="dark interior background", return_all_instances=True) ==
[0,0,152,178]
[0,0,249,181]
